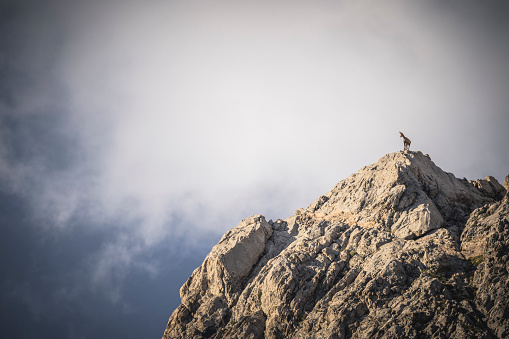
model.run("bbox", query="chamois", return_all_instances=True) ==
[399,132,411,151]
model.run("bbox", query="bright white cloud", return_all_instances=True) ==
[54,0,509,235]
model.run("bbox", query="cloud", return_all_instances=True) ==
[1,0,509,304]
[59,0,508,218]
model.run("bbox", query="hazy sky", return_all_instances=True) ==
[1,0,508,338]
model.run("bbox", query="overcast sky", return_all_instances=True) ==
[1,0,509,338]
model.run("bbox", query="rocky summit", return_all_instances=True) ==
[162,151,509,339]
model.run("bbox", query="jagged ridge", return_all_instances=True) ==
[162,151,509,339]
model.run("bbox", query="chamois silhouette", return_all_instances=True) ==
[399,132,411,151]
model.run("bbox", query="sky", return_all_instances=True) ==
[1,0,508,338]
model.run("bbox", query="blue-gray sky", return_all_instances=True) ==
[1,1,508,338]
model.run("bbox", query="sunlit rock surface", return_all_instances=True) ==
[162,151,508,339]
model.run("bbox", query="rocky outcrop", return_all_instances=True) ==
[460,195,509,338]
[162,151,508,339]
[163,216,273,338]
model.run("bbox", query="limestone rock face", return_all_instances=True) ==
[162,152,509,339]
[164,215,273,338]
[460,195,509,339]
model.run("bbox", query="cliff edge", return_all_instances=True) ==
[162,151,509,339]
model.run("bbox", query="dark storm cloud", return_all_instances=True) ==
[0,189,216,339]
[0,1,205,337]
[0,0,77,192]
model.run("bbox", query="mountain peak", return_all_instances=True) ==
[304,150,498,240]
[162,153,509,339]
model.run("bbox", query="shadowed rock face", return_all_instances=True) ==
[162,151,509,339]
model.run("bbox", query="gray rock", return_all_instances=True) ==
[461,195,509,338]
[470,176,506,200]
[162,152,508,339]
